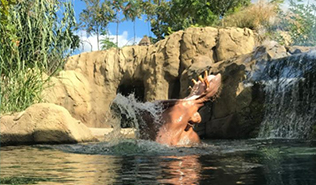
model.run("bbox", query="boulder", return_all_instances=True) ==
[252,41,288,61]
[286,45,315,55]
[0,103,96,146]
[180,27,218,70]
[216,27,255,61]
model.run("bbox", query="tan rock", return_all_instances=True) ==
[252,40,288,61]
[42,27,258,130]
[180,27,217,71]
[0,103,96,145]
[138,36,151,46]
[216,27,255,61]
[180,55,214,98]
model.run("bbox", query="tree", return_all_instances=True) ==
[100,37,118,49]
[100,30,118,49]
[79,0,115,50]
[121,0,143,44]
[79,0,142,48]
[142,0,169,41]
[142,0,251,40]
[279,0,316,46]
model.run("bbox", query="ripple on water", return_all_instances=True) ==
[1,139,316,185]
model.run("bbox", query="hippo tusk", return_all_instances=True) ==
[204,71,210,88]
[192,79,198,84]
[198,75,204,83]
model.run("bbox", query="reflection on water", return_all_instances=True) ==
[1,140,316,185]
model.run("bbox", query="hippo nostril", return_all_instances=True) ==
[190,112,202,124]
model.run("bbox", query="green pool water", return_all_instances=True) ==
[1,139,316,185]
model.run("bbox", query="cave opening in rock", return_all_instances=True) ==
[169,78,180,99]
[117,80,145,102]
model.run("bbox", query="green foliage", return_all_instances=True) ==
[142,0,170,40]
[79,0,143,48]
[0,0,78,113]
[79,0,115,50]
[121,0,143,21]
[100,31,118,49]
[218,0,316,46]
[101,37,118,50]
[278,0,316,46]
[142,0,251,39]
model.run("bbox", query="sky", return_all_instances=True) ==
[73,0,315,54]
[73,0,154,53]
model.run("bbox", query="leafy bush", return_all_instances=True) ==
[278,0,316,46]
[0,0,78,113]
[221,0,316,46]
[143,0,251,40]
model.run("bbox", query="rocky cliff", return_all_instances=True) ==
[43,27,255,128]
[42,27,315,139]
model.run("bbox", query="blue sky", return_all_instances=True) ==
[73,0,315,53]
[73,0,154,53]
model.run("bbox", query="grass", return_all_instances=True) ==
[221,0,278,31]
[0,0,77,114]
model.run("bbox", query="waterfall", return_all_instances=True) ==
[110,93,163,139]
[253,50,316,139]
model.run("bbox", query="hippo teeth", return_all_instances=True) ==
[198,75,204,83]
[203,71,209,88]
[186,95,200,100]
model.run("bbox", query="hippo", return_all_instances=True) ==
[138,71,222,146]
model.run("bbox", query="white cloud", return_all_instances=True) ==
[76,30,142,53]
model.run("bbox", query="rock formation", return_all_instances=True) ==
[41,26,315,139]
[1,103,96,145]
[42,27,256,129]
[138,36,151,46]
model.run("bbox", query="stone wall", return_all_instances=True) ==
[43,27,256,131]
[42,27,315,139]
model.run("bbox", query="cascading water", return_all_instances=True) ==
[110,93,163,140]
[252,50,316,139]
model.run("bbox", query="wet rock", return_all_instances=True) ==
[286,45,315,55]
[252,41,288,61]
[0,103,96,146]
[193,58,265,139]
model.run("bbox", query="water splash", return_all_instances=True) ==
[109,93,163,140]
[254,50,316,139]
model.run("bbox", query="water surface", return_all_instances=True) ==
[1,139,316,184]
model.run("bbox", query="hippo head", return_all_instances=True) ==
[144,71,222,145]
[185,71,222,103]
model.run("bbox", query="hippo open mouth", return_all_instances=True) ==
[142,71,222,146]
[186,71,222,102]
